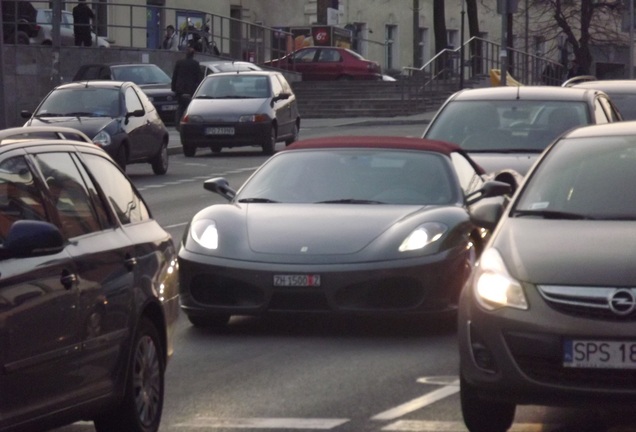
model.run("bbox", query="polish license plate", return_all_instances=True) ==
[205,127,235,135]
[162,104,178,111]
[564,339,636,369]
[273,275,321,287]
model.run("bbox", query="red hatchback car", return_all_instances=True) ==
[267,46,382,81]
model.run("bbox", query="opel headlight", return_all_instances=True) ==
[93,130,112,147]
[191,219,218,250]
[474,248,527,310]
[398,222,447,252]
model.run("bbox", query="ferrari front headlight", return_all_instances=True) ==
[190,219,218,250]
[398,222,447,252]
[93,130,112,147]
[474,248,527,310]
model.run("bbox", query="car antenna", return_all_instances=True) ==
[516,84,521,100]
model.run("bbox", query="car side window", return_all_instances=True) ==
[124,87,144,113]
[0,156,48,242]
[598,97,620,122]
[33,152,103,238]
[319,49,340,62]
[82,153,150,225]
[294,49,317,63]
[132,85,156,113]
[593,98,610,124]
[271,75,283,97]
[450,152,484,196]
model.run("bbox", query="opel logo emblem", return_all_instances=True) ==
[608,289,636,316]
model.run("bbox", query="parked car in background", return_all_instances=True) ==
[458,121,636,432]
[0,126,179,432]
[571,80,636,120]
[1,0,39,44]
[177,135,511,328]
[30,9,110,47]
[72,63,178,124]
[179,70,300,156]
[21,80,170,174]
[422,86,622,177]
[265,46,382,81]
[200,59,262,76]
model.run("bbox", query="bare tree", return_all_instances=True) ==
[433,0,447,74]
[518,0,624,74]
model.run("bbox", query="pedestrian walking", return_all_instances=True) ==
[72,0,95,47]
[171,44,203,129]
[162,24,178,51]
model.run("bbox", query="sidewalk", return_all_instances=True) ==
[167,110,438,155]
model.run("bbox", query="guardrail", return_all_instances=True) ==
[400,37,567,111]
[2,0,293,64]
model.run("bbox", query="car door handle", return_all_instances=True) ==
[61,271,78,290]
[125,255,137,271]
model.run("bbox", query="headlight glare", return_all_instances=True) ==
[191,219,219,250]
[474,248,527,310]
[398,222,447,252]
[93,130,111,147]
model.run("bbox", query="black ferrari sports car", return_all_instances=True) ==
[178,136,511,327]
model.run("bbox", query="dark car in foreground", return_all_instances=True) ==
[178,136,511,328]
[458,121,636,432]
[22,80,170,174]
[73,63,178,124]
[0,126,179,432]
[179,70,300,156]
[572,79,636,120]
[265,46,382,81]
[423,86,622,176]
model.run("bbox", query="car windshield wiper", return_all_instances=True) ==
[65,112,95,117]
[237,197,279,203]
[35,113,66,117]
[512,209,595,220]
[316,199,385,204]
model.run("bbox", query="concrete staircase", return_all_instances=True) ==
[290,75,492,119]
[290,79,455,118]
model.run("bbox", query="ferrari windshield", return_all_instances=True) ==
[425,100,589,152]
[237,149,459,205]
[514,136,636,220]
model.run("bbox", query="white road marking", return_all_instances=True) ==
[173,417,349,429]
[371,379,459,421]
[382,420,547,431]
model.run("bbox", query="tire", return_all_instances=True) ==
[262,126,276,155]
[94,318,165,432]
[115,145,127,172]
[187,314,231,328]
[150,142,169,175]
[284,122,299,146]
[460,375,515,432]
[182,142,196,157]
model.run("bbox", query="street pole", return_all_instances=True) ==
[0,0,6,129]
[500,0,508,85]
[630,0,634,79]
[460,0,465,89]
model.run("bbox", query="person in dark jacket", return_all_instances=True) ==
[171,44,203,128]
[72,0,95,46]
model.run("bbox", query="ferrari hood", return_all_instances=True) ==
[494,219,636,286]
[26,116,114,138]
[245,204,424,255]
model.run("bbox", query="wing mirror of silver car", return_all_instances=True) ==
[204,177,236,201]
